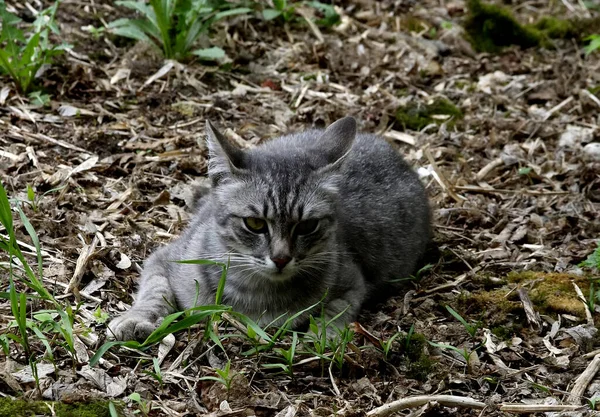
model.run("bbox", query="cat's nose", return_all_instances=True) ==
[271,256,292,270]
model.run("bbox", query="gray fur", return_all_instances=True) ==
[108,117,430,341]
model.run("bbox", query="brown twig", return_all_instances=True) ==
[367,395,486,417]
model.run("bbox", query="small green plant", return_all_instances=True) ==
[106,0,251,61]
[390,263,434,283]
[199,359,238,392]
[446,305,481,338]
[128,392,151,417]
[93,306,110,324]
[588,396,600,410]
[0,181,83,390]
[580,241,600,269]
[585,34,600,56]
[262,0,295,21]
[262,331,298,377]
[143,357,164,388]
[381,330,403,359]
[0,1,71,93]
[262,0,339,27]
[329,326,354,371]
[428,340,475,368]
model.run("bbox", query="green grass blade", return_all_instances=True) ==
[16,205,44,287]
[89,340,131,366]
[213,7,252,20]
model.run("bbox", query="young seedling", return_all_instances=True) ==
[198,359,238,393]
[446,305,481,338]
[380,330,404,360]
[0,1,71,93]
[128,392,151,417]
[580,241,600,270]
[585,34,600,56]
[105,0,251,61]
[143,358,164,388]
[263,0,340,28]
[262,331,298,378]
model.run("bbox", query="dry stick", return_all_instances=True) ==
[454,185,570,196]
[475,157,503,182]
[541,96,574,122]
[366,395,486,417]
[296,8,324,42]
[423,147,466,204]
[4,121,91,154]
[517,288,541,333]
[500,404,586,413]
[582,89,600,109]
[65,235,99,295]
[567,353,600,404]
[572,281,594,326]
[420,266,482,296]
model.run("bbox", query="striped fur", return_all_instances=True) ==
[108,117,430,341]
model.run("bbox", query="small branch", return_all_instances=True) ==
[567,353,600,404]
[572,281,594,327]
[500,403,586,413]
[517,288,541,333]
[366,395,486,417]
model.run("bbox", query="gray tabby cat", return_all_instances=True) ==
[108,117,430,341]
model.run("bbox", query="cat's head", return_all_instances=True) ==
[204,117,356,282]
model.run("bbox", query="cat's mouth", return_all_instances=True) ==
[263,258,297,281]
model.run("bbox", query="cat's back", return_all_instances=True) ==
[340,133,430,287]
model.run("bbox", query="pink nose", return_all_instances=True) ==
[271,257,292,270]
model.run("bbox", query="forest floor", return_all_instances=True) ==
[1,0,600,416]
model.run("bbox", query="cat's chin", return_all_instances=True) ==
[262,268,296,282]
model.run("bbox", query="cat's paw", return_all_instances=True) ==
[107,313,159,341]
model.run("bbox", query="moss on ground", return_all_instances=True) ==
[463,271,593,330]
[507,271,591,317]
[398,332,435,380]
[464,0,541,53]
[464,0,600,53]
[395,97,463,131]
[0,399,117,417]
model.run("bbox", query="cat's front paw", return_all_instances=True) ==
[107,312,159,341]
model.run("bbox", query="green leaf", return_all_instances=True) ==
[89,340,131,366]
[109,23,154,44]
[273,0,287,11]
[518,167,532,175]
[585,36,600,56]
[213,7,252,20]
[307,1,340,27]
[191,47,226,60]
[262,9,281,20]
[128,392,142,403]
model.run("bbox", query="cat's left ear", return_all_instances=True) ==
[318,117,356,172]
[205,121,246,184]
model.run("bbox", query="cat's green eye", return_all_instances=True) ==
[294,219,319,236]
[244,217,268,233]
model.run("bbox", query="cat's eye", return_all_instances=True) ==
[244,217,268,234]
[294,219,319,236]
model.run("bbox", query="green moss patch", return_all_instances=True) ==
[464,0,600,53]
[464,0,542,53]
[398,332,435,381]
[0,399,117,417]
[395,97,463,131]
[507,271,590,317]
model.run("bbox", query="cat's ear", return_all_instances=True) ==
[205,121,245,183]
[319,116,356,170]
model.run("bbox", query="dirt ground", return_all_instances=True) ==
[1,0,600,416]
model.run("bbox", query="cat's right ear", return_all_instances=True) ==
[205,121,245,184]
[318,116,357,171]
